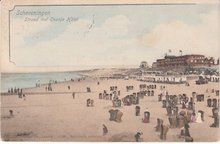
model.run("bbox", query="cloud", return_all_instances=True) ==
[139,10,219,59]
[102,15,130,36]
[57,14,130,39]
[139,31,160,48]
[11,14,135,67]
[8,10,219,69]
[11,17,51,48]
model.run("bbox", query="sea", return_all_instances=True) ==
[0,72,82,93]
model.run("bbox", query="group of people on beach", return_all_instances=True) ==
[96,80,219,142]
[7,87,25,99]
[8,87,22,94]
[5,75,218,142]
[45,83,53,91]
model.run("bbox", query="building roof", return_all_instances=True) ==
[164,55,176,59]
[164,54,205,59]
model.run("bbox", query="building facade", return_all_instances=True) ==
[154,54,215,68]
[138,75,187,84]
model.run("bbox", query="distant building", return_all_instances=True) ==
[152,62,157,69]
[138,75,187,84]
[140,61,149,69]
[217,58,220,65]
[153,54,215,69]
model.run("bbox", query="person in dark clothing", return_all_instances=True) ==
[135,132,143,142]
[184,123,193,142]
[102,124,108,136]
[184,123,191,137]
[72,92,75,99]
[9,110,13,116]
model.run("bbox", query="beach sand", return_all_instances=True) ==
[1,78,219,141]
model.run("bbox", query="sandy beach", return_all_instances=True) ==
[1,77,219,142]
[1,1,219,142]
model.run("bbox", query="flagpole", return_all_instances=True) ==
[179,50,182,56]
[168,49,172,56]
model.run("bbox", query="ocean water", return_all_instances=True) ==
[0,72,82,93]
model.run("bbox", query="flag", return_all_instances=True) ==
[168,49,172,53]
[179,50,182,52]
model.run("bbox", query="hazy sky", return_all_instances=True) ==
[8,4,219,70]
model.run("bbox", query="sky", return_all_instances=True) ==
[6,4,220,71]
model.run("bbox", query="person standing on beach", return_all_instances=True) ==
[134,132,143,142]
[72,92,75,99]
[18,92,22,98]
[191,112,197,123]
[118,90,120,96]
[102,124,108,136]
[9,110,13,117]
[14,87,17,93]
[161,87,167,101]
[184,123,193,142]
[23,94,26,101]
